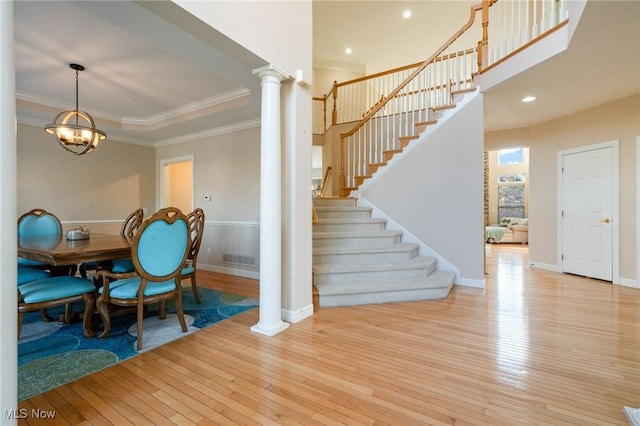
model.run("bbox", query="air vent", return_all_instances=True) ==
[223,253,256,266]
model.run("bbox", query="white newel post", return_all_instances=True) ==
[251,65,290,337]
[0,0,18,421]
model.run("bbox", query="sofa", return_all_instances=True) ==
[501,217,528,244]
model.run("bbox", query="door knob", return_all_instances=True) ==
[600,218,611,223]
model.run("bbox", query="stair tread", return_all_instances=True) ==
[315,270,455,295]
[313,255,436,274]
[313,229,403,239]
[314,242,418,256]
[316,218,386,224]
[314,206,372,212]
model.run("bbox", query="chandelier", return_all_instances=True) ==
[44,63,107,155]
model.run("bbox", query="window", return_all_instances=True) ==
[498,148,524,165]
[498,173,525,221]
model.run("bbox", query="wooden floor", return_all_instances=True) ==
[18,245,639,425]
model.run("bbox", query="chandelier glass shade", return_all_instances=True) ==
[44,64,106,155]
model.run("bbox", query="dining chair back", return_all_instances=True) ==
[109,208,144,274]
[96,207,191,350]
[121,208,144,243]
[17,208,63,270]
[182,208,205,303]
[17,208,62,238]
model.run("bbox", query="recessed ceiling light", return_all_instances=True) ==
[403,10,412,19]
[522,96,536,103]
[345,47,352,55]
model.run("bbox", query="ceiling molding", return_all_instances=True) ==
[17,115,261,149]
[17,87,251,128]
[152,118,261,148]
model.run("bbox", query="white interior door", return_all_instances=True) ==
[561,146,613,281]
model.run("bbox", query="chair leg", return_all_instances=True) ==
[40,308,54,322]
[159,301,166,320]
[136,303,145,351]
[175,291,188,333]
[79,263,88,279]
[18,312,23,337]
[81,293,96,338]
[97,298,111,340]
[191,276,201,304]
[64,303,74,324]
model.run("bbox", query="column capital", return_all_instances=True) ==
[252,64,289,81]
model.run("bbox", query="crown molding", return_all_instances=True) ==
[120,88,251,126]
[17,116,261,148]
[153,118,261,147]
[16,87,250,127]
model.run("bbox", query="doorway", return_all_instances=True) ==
[160,155,194,214]
[485,148,530,235]
[558,141,619,282]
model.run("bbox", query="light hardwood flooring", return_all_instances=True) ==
[18,245,639,425]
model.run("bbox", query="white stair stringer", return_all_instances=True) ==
[313,197,454,308]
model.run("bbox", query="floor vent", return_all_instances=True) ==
[223,253,256,266]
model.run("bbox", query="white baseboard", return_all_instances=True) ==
[282,303,314,323]
[618,277,639,289]
[529,262,560,272]
[454,277,485,289]
[530,263,638,288]
[199,263,259,280]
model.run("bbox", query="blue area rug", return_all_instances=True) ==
[18,288,257,401]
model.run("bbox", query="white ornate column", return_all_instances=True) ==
[251,64,290,337]
[0,0,18,420]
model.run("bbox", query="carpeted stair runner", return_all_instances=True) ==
[313,197,454,307]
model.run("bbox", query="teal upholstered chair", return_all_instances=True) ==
[17,208,62,269]
[18,276,96,338]
[111,208,144,273]
[182,208,205,304]
[17,265,50,285]
[79,208,144,278]
[96,207,191,351]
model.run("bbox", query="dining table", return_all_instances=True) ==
[18,233,132,269]
[19,232,133,290]
[18,232,133,323]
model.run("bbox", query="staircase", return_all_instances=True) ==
[312,197,455,308]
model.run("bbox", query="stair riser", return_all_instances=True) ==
[313,247,418,265]
[315,266,435,285]
[314,222,385,233]
[313,198,357,208]
[313,234,402,248]
[315,210,371,219]
[319,287,452,308]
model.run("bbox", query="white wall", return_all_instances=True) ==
[0,0,17,418]
[360,93,485,285]
[17,124,155,224]
[175,0,312,80]
[156,126,261,278]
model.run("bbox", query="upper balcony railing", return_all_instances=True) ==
[312,0,568,196]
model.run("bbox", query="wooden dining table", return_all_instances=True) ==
[18,233,132,268]
[18,233,133,323]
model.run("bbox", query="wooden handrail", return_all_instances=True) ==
[319,166,332,198]
[325,0,570,196]
[339,3,483,142]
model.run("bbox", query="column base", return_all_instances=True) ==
[251,321,290,337]
[624,407,640,426]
